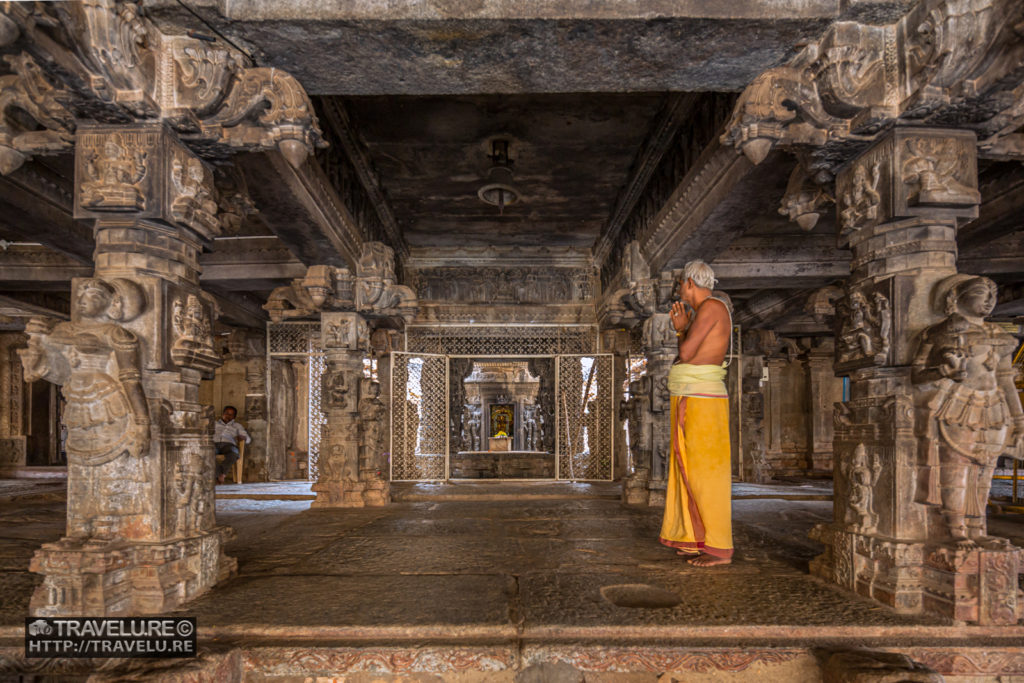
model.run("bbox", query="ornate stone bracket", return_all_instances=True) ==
[720,0,1024,171]
[0,0,324,175]
[264,242,418,326]
[597,241,657,329]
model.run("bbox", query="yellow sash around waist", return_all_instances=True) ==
[668,363,728,398]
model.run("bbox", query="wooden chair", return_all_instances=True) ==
[235,441,244,484]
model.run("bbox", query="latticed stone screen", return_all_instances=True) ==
[390,352,448,481]
[406,325,596,355]
[556,355,614,481]
[267,322,325,480]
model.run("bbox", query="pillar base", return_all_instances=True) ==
[312,479,391,508]
[811,525,1024,624]
[621,469,650,505]
[28,527,236,617]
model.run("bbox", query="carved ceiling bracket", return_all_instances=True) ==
[0,0,324,175]
[721,0,1024,171]
[596,241,657,330]
[263,242,419,329]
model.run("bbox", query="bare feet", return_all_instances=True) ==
[675,549,699,557]
[687,553,731,567]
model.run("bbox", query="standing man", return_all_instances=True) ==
[214,405,251,485]
[659,260,734,566]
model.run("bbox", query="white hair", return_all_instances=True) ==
[682,260,717,291]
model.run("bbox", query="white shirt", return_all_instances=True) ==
[214,418,251,445]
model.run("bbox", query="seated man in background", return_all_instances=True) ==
[214,405,251,485]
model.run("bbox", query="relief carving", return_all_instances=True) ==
[779,161,834,231]
[170,294,220,373]
[18,278,149,465]
[839,162,881,234]
[902,137,982,207]
[0,53,74,175]
[170,152,219,237]
[79,134,148,211]
[912,274,1024,545]
[357,378,387,477]
[836,285,891,368]
[843,444,882,533]
[3,0,324,164]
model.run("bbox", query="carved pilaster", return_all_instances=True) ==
[17,123,235,617]
[811,127,1024,625]
[805,340,840,473]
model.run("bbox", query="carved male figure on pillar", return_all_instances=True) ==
[19,277,149,540]
[913,274,1024,546]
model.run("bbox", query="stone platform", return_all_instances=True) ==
[0,481,1022,679]
[450,450,556,479]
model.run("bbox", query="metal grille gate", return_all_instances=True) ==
[556,354,614,481]
[389,351,614,482]
[267,322,325,481]
[390,352,449,481]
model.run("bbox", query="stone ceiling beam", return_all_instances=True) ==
[316,98,408,260]
[146,0,915,96]
[711,234,850,289]
[237,151,364,269]
[0,170,91,263]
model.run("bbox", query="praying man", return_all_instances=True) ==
[658,259,734,566]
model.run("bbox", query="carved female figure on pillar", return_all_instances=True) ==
[913,274,1024,546]
[20,279,150,468]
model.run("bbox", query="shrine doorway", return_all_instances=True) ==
[389,352,615,482]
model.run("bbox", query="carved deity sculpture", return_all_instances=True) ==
[19,278,150,474]
[171,293,219,373]
[844,444,882,532]
[913,274,1024,545]
[839,161,880,234]
[467,409,482,452]
[358,378,387,477]
[80,137,148,210]
[837,288,891,365]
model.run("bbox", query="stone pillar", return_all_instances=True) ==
[0,333,28,468]
[312,312,390,507]
[18,123,235,616]
[635,312,677,507]
[805,340,839,473]
[763,356,788,471]
[811,128,1024,624]
[740,351,770,483]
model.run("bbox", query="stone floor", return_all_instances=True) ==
[0,479,1023,680]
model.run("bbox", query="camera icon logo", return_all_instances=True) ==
[28,619,52,636]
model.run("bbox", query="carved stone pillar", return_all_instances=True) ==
[0,333,28,467]
[312,312,389,507]
[636,312,677,507]
[18,123,235,616]
[811,128,1024,624]
[740,352,770,483]
[805,340,839,473]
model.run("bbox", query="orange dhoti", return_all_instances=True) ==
[659,393,733,559]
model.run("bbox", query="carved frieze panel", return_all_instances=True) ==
[834,278,893,373]
[74,124,223,239]
[0,53,75,175]
[411,266,594,305]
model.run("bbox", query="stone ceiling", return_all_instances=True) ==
[338,94,665,249]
